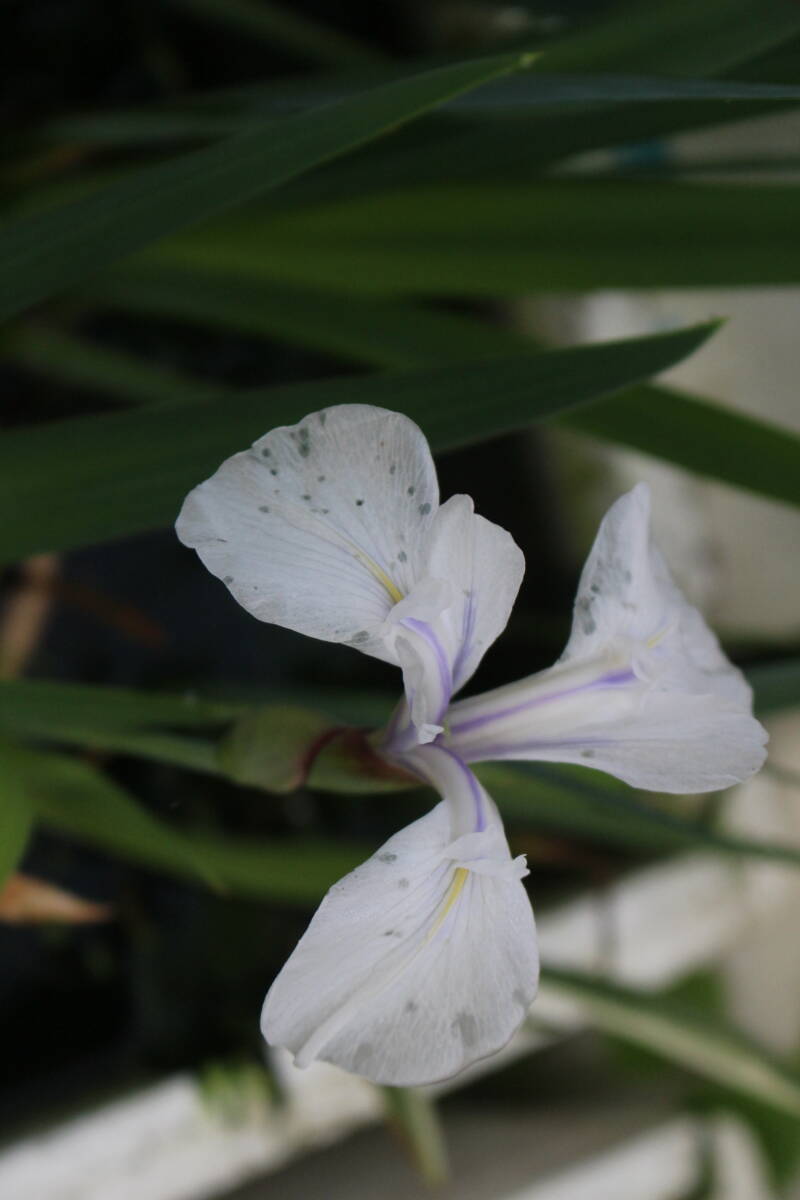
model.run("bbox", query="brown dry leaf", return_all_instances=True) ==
[0,873,112,924]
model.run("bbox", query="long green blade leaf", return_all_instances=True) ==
[157,181,800,293]
[4,326,214,407]
[539,966,800,1120]
[0,679,245,775]
[563,385,800,510]
[45,72,800,148]
[540,0,800,76]
[0,52,525,323]
[0,678,243,732]
[95,269,800,510]
[93,270,520,369]
[19,746,364,900]
[481,763,800,872]
[0,322,716,563]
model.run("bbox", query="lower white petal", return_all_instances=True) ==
[261,801,538,1086]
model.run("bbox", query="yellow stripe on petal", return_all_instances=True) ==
[427,866,469,942]
[646,620,677,650]
[351,547,404,604]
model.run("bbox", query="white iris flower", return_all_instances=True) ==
[177,404,767,1086]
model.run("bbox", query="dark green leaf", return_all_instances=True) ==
[0,679,240,775]
[93,269,519,369]
[540,0,800,76]
[481,762,800,872]
[0,678,243,733]
[0,52,525,323]
[21,746,365,901]
[0,322,717,563]
[45,72,800,150]
[4,326,214,407]
[563,385,800,512]
[153,181,800,293]
[96,269,800,511]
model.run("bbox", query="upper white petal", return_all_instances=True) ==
[175,404,438,657]
[562,482,750,706]
[261,796,538,1086]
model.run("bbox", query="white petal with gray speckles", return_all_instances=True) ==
[176,404,438,661]
[261,788,537,1086]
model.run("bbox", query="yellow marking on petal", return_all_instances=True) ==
[646,621,676,650]
[351,548,403,603]
[426,867,469,942]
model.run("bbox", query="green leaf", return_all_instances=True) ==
[93,269,534,369]
[563,385,800,512]
[539,966,800,1121]
[0,679,242,775]
[0,744,34,885]
[0,678,243,733]
[0,676,392,737]
[540,0,800,77]
[481,762,800,873]
[96,269,800,511]
[271,95,800,198]
[0,321,717,563]
[19,745,365,901]
[735,31,800,84]
[381,1087,449,1186]
[4,326,214,407]
[0,678,403,785]
[0,52,526,323]
[45,73,800,151]
[153,180,800,293]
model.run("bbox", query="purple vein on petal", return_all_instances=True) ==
[466,736,616,760]
[435,745,487,832]
[402,617,454,724]
[449,669,637,736]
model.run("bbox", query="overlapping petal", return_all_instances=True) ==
[262,749,537,1086]
[445,484,767,793]
[382,495,524,744]
[177,406,522,744]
